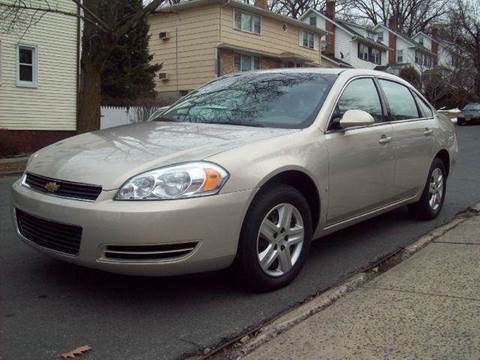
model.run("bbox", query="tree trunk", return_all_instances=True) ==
[76,0,104,134]
[77,56,102,133]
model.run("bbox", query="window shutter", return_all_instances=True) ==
[299,31,304,46]
[314,34,319,50]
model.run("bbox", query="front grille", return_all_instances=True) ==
[16,209,82,255]
[24,173,102,201]
[104,242,198,261]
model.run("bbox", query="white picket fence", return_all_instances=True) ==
[100,106,164,129]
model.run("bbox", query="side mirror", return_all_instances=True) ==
[339,110,375,129]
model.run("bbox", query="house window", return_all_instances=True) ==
[358,44,381,64]
[377,32,384,42]
[371,48,381,65]
[234,10,261,34]
[358,43,369,61]
[17,45,37,87]
[396,49,403,63]
[415,51,422,65]
[418,35,424,47]
[309,16,317,27]
[234,53,260,72]
[300,30,315,49]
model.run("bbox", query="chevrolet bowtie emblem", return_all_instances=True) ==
[44,181,60,193]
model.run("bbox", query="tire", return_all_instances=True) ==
[235,185,313,292]
[457,119,464,126]
[408,158,447,220]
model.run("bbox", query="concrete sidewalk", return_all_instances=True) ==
[244,215,480,360]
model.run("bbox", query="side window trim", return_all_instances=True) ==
[327,76,388,131]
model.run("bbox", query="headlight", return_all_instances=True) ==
[115,162,229,200]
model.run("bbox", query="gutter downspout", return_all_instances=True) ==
[76,1,81,133]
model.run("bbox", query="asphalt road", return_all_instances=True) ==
[1,124,480,360]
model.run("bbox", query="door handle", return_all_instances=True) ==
[424,128,433,136]
[378,135,392,145]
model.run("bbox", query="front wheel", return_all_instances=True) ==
[408,158,447,220]
[235,185,312,292]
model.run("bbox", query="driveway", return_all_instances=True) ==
[1,125,480,360]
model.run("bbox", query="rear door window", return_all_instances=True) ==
[334,78,384,123]
[379,80,420,121]
[414,93,433,118]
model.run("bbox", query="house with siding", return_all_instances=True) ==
[374,20,457,75]
[300,2,389,69]
[0,1,79,157]
[148,0,326,101]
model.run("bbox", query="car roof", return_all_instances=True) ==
[251,67,401,80]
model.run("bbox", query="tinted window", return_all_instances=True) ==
[158,73,337,129]
[334,78,384,123]
[379,80,419,120]
[414,93,433,118]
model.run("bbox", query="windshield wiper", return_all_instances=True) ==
[212,121,265,128]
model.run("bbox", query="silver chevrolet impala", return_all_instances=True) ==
[11,69,457,291]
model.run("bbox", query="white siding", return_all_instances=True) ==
[438,45,454,69]
[0,1,78,130]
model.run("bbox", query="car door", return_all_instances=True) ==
[378,79,435,199]
[324,77,395,225]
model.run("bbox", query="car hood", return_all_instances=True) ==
[27,121,298,190]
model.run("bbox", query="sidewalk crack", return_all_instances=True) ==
[366,286,480,303]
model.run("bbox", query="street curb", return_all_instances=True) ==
[206,203,480,360]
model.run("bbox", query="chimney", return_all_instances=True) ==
[254,0,268,10]
[324,1,336,56]
[388,16,398,31]
[326,0,335,19]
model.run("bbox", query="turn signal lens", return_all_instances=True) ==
[202,168,222,191]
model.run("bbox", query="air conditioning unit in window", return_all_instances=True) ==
[158,72,169,81]
[159,32,170,40]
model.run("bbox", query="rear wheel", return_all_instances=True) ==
[408,158,447,220]
[457,119,464,126]
[235,185,312,292]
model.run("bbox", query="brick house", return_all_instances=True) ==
[148,0,326,101]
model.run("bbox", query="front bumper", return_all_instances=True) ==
[11,179,254,276]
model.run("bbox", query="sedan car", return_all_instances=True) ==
[11,69,457,291]
[457,103,480,125]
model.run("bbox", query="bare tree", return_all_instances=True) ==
[446,0,480,99]
[0,0,168,133]
[268,0,352,19]
[345,0,449,35]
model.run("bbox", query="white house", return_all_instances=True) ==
[374,21,456,74]
[0,1,79,157]
[301,1,389,69]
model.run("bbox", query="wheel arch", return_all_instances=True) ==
[250,168,322,234]
[435,149,450,176]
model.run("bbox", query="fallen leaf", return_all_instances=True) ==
[61,345,92,359]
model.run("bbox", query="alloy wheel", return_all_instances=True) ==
[429,168,444,211]
[256,203,304,277]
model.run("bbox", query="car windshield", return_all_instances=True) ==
[464,103,480,111]
[155,72,338,129]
